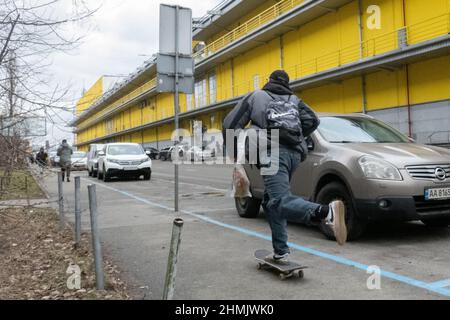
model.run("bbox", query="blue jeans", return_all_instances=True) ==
[262,147,320,256]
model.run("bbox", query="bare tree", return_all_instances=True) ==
[0,0,98,197]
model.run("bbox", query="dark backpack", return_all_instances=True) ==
[265,92,303,145]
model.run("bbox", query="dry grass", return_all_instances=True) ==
[0,207,130,300]
[0,169,45,201]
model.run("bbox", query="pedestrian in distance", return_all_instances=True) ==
[223,70,347,263]
[35,147,49,175]
[57,139,73,183]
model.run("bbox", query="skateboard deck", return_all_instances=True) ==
[255,249,307,280]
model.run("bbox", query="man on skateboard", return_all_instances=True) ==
[223,70,347,264]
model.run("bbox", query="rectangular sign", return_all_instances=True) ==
[157,74,194,94]
[159,4,192,55]
[0,116,47,137]
[156,53,194,76]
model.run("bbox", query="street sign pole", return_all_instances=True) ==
[174,5,180,213]
[157,4,193,213]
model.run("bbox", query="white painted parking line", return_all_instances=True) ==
[83,178,450,299]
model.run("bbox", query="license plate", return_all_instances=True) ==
[124,167,138,171]
[425,187,450,200]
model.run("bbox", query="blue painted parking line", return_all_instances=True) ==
[429,279,450,289]
[84,178,450,298]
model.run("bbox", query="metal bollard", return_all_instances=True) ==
[57,172,65,230]
[25,176,30,207]
[88,184,104,290]
[163,218,184,300]
[74,177,81,247]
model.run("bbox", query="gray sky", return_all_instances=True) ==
[42,0,220,149]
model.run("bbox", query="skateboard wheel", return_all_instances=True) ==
[280,273,292,280]
[257,263,263,270]
[295,270,304,279]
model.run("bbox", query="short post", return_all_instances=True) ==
[25,176,30,207]
[88,184,104,290]
[163,218,184,300]
[57,172,65,230]
[74,177,81,247]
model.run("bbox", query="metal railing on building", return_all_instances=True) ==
[193,0,305,62]
[76,11,450,145]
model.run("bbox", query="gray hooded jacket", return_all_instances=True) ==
[57,142,73,164]
[223,82,320,159]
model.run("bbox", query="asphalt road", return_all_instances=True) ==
[44,161,450,300]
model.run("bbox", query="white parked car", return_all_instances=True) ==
[97,143,152,182]
[185,146,215,162]
[71,151,88,171]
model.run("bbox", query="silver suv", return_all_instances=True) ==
[237,113,450,240]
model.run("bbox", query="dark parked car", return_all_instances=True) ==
[159,146,185,162]
[145,147,160,160]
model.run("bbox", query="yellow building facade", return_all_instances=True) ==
[72,0,450,151]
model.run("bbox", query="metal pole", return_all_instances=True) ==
[74,177,81,247]
[163,218,184,300]
[57,172,64,230]
[25,176,30,207]
[88,184,104,290]
[174,5,180,213]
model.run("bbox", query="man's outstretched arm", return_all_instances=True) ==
[223,93,253,131]
[222,93,253,160]
[298,101,320,137]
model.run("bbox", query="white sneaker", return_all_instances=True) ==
[325,201,347,246]
[272,253,290,265]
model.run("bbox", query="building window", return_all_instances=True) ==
[186,94,193,111]
[106,119,113,135]
[253,74,260,90]
[209,73,217,105]
[194,78,207,108]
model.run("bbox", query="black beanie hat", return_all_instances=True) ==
[269,70,290,85]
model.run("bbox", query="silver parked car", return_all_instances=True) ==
[237,113,450,240]
[71,151,88,171]
[87,144,105,177]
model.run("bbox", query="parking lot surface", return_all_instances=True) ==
[44,161,450,300]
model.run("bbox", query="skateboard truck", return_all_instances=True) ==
[255,249,307,280]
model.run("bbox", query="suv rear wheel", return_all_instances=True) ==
[316,182,367,241]
[235,197,262,218]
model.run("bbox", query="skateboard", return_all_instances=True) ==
[255,249,307,280]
